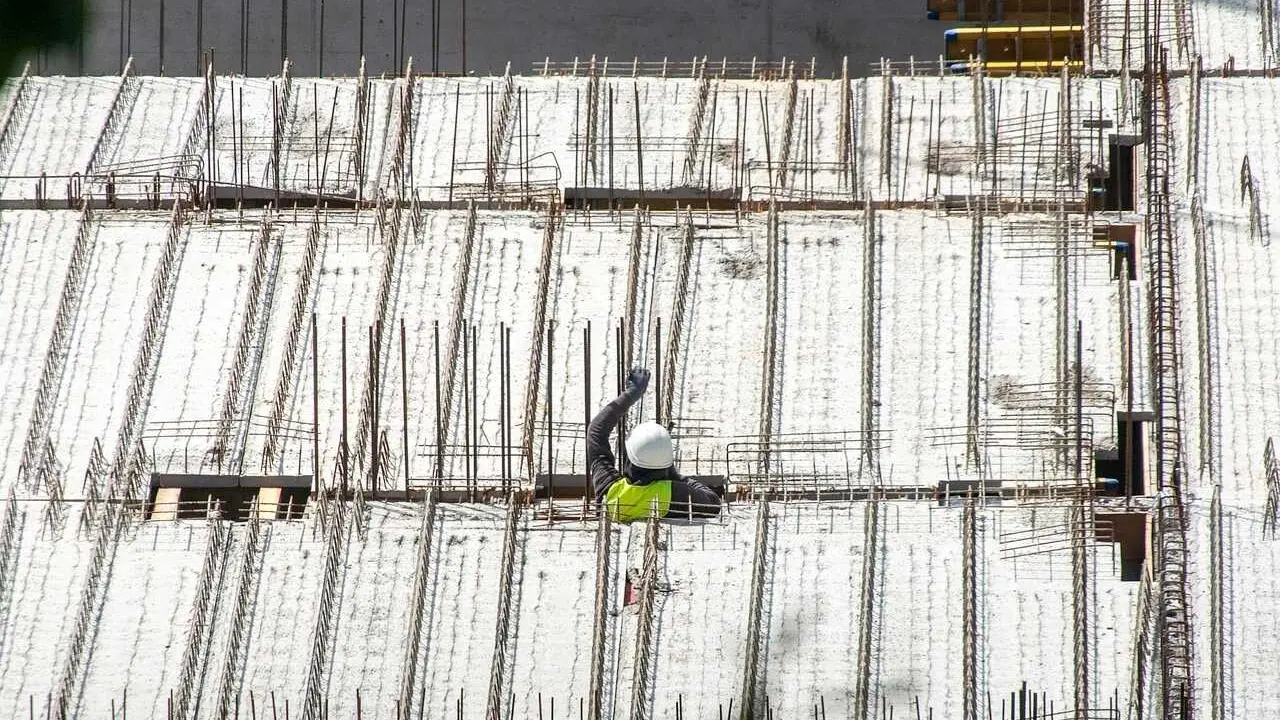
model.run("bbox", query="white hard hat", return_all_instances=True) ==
[625,422,674,469]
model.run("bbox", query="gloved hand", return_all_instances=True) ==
[622,367,651,402]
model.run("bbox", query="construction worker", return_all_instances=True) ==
[588,367,722,522]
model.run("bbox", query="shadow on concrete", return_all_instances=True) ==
[22,0,946,78]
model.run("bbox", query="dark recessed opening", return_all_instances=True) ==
[1096,511,1147,581]
[148,485,260,521]
[1093,445,1123,494]
[1116,411,1151,496]
[209,184,359,210]
[187,488,259,521]
[278,488,311,520]
[1096,412,1149,497]
[563,187,740,211]
[1105,135,1139,212]
[148,473,313,521]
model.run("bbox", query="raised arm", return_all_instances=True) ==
[587,368,650,504]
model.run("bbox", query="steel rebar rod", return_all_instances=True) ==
[738,502,771,720]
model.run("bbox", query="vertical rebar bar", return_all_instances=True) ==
[1210,481,1227,720]
[608,86,615,211]
[623,208,644,363]
[472,326,480,492]
[463,321,473,499]
[239,0,246,75]
[370,324,379,491]
[505,325,513,483]
[546,326,554,506]
[587,511,612,720]
[449,87,461,207]
[402,319,410,491]
[271,83,281,207]
[485,496,523,720]
[962,500,978,720]
[634,82,645,205]
[662,213,696,428]
[757,204,781,476]
[523,207,559,485]
[739,502,771,720]
[434,321,443,481]
[615,322,627,465]
[398,492,438,717]
[573,89,580,197]
[654,317,662,424]
[1072,311,1091,720]
[965,209,984,470]
[278,0,287,66]
[860,203,881,484]
[342,317,350,495]
[584,322,592,503]
[1191,192,1218,486]
[853,500,879,720]
[500,322,509,492]
[312,314,320,491]
[629,509,663,720]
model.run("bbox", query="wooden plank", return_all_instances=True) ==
[151,487,181,521]
[256,487,282,520]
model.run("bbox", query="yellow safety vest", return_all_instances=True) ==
[604,477,672,523]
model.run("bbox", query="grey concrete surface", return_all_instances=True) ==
[20,0,946,78]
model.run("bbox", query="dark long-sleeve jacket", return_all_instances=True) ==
[587,394,722,519]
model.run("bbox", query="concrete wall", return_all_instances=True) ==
[23,0,944,78]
